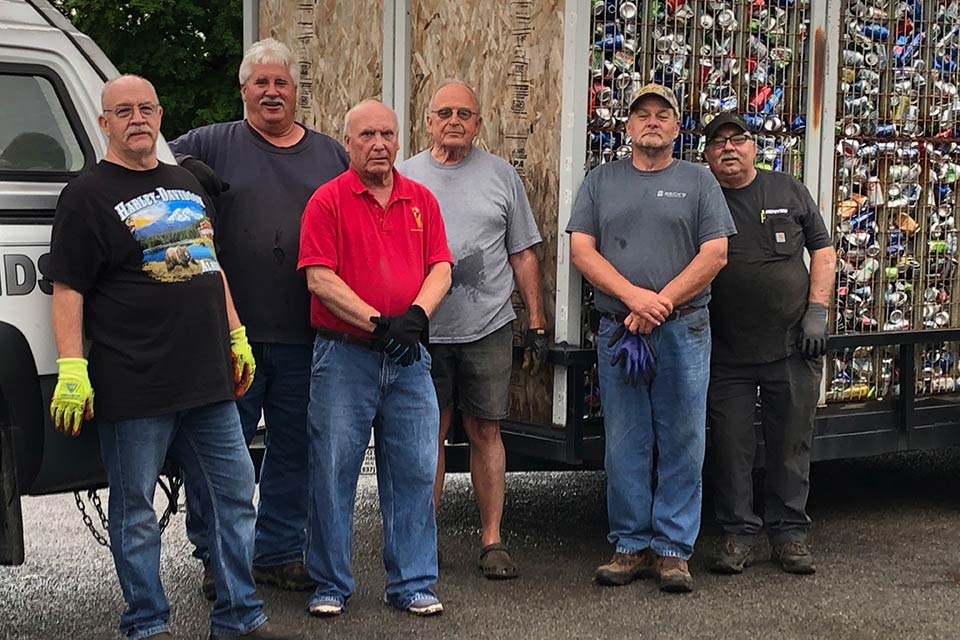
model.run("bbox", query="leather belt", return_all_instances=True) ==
[601,306,701,324]
[316,328,379,351]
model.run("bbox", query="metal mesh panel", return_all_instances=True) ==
[828,0,960,402]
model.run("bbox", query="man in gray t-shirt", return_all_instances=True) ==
[567,83,735,593]
[398,81,544,580]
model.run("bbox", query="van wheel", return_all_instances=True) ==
[0,399,25,566]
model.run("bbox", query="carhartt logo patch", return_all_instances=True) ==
[775,232,786,243]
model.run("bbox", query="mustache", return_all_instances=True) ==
[720,154,740,161]
[124,126,153,139]
[260,97,285,107]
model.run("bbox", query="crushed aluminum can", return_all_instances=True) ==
[619,1,638,20]
[843,49,865,65]
[716,8,738,30]
[769,47,793,67]
[866,177,885,206]
[762,115,783,132]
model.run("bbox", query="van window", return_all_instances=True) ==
[0,73,86,173]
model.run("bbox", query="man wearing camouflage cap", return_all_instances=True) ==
[567,83,736,592]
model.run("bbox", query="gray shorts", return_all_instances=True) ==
[427,323,513,421]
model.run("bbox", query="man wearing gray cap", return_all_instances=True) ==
[567,83,736,592]
[702,113,835,576]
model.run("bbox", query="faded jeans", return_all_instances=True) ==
[305,335,439,610]
[97,401,265,639]
[596,309,712,560]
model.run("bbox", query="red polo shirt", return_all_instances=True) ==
[298,166,453,336]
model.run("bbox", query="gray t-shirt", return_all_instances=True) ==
[566,158,736,315]
[399,147,542,343]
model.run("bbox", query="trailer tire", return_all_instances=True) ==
[0,393,25,566]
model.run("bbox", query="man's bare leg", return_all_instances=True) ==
[462,414,506,547]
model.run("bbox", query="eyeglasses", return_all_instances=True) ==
[706,133,752,149]
[430,107,479,120]
[103,103,159,119]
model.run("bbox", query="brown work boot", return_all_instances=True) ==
[710,538,755,575]
[252,561,316,590]
[594,549,657,586]
[771,541,817,575]
[657,556,693,593]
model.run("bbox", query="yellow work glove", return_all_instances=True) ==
[50,357,94,437]
[229,325,256,397]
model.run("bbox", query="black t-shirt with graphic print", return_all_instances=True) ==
[709,170,833,365]
[47,160,234,421]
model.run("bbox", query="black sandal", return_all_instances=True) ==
[477,543,519,580]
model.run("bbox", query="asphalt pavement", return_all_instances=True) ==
[1,448,958,640]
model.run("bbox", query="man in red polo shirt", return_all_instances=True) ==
[297,99,452,618]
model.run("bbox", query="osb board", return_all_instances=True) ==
[409,1,563,426]
[259,0,383,140]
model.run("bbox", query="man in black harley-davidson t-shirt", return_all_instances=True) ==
[46,74,297,640]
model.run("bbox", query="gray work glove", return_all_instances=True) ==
[798,302,829,358]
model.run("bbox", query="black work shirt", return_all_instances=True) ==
[709,170,832,365]
[169,121,349,344]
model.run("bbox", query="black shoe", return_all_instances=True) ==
[771,541,817,575]
[252,561,316,590]
[209,621,302,640]
[710,539,755,575]
[202,560,216,601]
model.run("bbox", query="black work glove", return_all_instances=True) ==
[521,328,549,375]
[176,154,230,199]
[371,305,429,367]
[798,302,829,359]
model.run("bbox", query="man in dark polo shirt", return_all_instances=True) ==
[170,38,348,596]
[703,113,836,576]
[297,99,452,617]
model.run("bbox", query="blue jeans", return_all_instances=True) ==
[186,342,311,567]
[596,309,711,560]
[97,401,266,639]
[305,336,439,609]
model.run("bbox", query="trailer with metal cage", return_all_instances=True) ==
[252,0,960,470]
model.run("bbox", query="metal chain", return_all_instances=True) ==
[73,490,110,548]
[73,473,184,549]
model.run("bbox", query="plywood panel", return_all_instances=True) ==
[260,0,383,140]
[410,0,563,425]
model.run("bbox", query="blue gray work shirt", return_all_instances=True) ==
[566,158,736,316]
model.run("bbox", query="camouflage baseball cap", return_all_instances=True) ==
[628,83,680,117]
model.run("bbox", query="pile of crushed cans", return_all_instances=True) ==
[831,0,960,401]
[587,0,811,171]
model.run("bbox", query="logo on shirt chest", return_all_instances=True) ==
[759,207,789,223]
[411,206,423,231]
[656,190,687,199]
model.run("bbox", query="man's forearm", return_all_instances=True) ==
[509,248,546,328]
[808,246,836,306]
[220,272,242,331]
[660,238,728,308]
[306,266,380,332]
[413,262,452,317]
[51,282,84,358]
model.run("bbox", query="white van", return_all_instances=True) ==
[0,0,176,564]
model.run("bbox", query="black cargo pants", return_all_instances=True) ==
[707,353,822,545]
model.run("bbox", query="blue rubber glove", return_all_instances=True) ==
[608,324,657,386]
